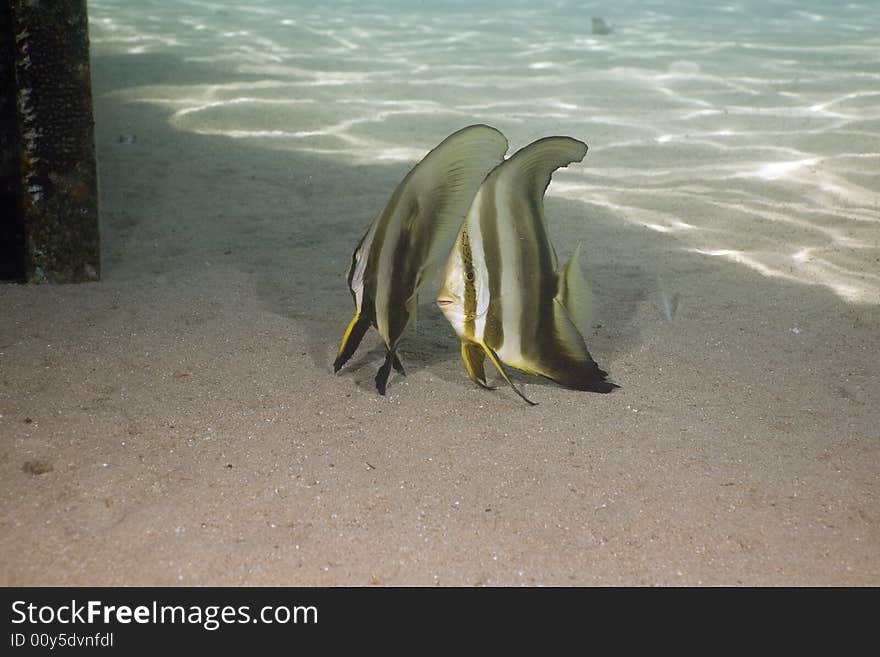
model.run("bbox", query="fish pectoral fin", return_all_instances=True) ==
[482,345,537,406]
[657,274,680,322]
[461,342,494,389]
[556,242,596,337]
[334,312,372,372]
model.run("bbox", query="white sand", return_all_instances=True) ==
[1,0,878,585]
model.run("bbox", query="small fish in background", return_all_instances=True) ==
[334,124,509,395]
[437,136,618,404]
[591,17,613,35]
[657,274,680,322]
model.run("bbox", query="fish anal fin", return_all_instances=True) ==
[556,242,596,336]
[334,312,372,373]
[530,301,618,393]
[483,345,537,405]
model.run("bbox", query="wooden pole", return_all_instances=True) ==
[1,0,99,283]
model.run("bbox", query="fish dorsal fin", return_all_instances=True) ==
[407,124,508,292]
[495,136,587,205]
[555,242,595,337]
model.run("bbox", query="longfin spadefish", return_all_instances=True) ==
[336,125,507,396]
[555,242,596,338]
[437,132,618,402]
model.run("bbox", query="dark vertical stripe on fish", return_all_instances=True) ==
[522,188,556,365]
[461,228,477,341]
[479,185,504,349]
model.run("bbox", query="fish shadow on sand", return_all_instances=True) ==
[92,50,648,399]
[274,194,649,397]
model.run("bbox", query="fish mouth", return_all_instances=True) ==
[436,295,456,308]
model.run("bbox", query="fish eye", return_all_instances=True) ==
[465,270,475,282]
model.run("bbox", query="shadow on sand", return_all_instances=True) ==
[91,49,649,397]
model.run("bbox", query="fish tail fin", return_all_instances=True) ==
[556,242,596,337]
[461,341,494,389]
[483,345,537,405]
[334,312,371,372]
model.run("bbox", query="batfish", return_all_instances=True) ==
[436,136,618,404]
[334,124,509,394]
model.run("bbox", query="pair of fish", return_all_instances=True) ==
[333,124,617,403]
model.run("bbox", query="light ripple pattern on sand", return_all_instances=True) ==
[89,0,880,303]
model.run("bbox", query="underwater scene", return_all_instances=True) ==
[1,0,878,585]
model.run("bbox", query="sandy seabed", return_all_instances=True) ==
[1,0,878,585]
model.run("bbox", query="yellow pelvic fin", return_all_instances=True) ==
[374,349,397,396]
[461,341,493,389]
[333,312,371,373]
[482,345,537,406]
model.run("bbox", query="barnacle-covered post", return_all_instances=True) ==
[0,2,24,280]
[1,0,99,283]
